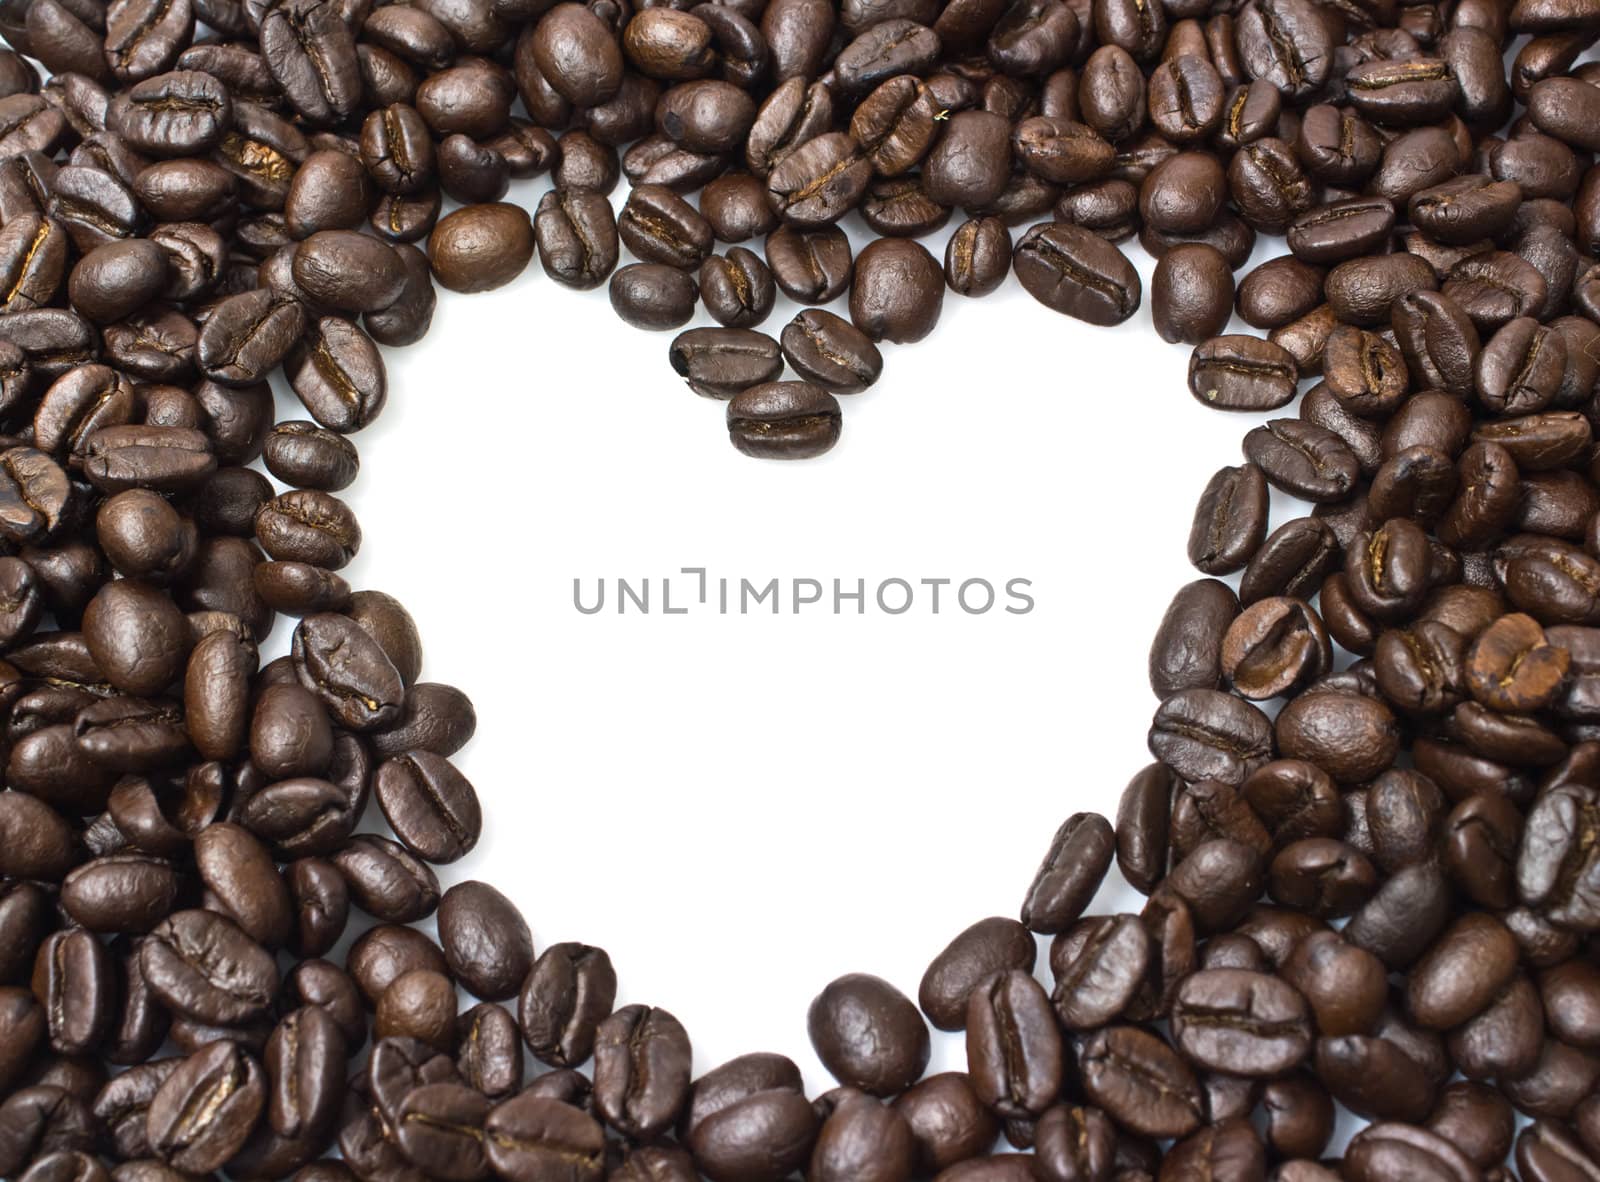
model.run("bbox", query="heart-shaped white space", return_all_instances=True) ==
[286,206,1306,1094]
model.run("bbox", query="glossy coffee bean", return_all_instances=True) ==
[727,381,841,460]
[808,974,930,1096]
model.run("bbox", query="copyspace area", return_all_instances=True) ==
[326,224,1286,1085]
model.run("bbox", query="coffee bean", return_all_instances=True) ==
[1148,688,1273,785]
[484,1092,605,1182]
[669,327,783,399]
[810,1091,916,1182]
[593,1005,693,1139]
[146,1040,265,1173]
[374,750,482,863]
[698,248,776,328]
[779,310,882,395]
[437,880,532,1002]
[919,917,1035,1032]
[727,381,841,460]
[333,834,440,923]
[1014,222,1140,325]
[966,969,1061,1119]
[429,203,534,293]
[849,237,943,343]
[1152,244,1233,345]
[519,942,616,1069]
[1021,812,1114,933]
[1189,336,1299,412]
[1149,577,1239,698]
[765,224,851,305]
[610,263,698,330]
[808,974,929,1096]
[531,188,618,291]
[1081,1026,1203,1140]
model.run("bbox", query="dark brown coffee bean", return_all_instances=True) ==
[809,975,929,1097]
[1021,812,1114,933]
[373,750,481,864]
[1189,336,1299,412]
[765,224,851,304]
[519,942,616,1068]
[698,249,776,329]
[1014,222,1140,325]
[146,1040,265,1173]
[726,380,841,460]
[593,1005,693,1139]
[1080,1026,1203,1140]
[669,327,783,399]
[483,1092,605,1182]
[1148,688,1272,785]
[779,310,882,395]
[1049,912,1149,1031]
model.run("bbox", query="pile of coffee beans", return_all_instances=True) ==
[8,0,1600,1174]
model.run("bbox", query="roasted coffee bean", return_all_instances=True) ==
[366,683,474,762]
[532,188,618,291]
[264,1005,343,1142]
[727,381,841,460]
[1221,596,1331,699]
[1152,244,1233,345]
[849,237,943,343]
[1080,1026,1202,1139]
[1406,910,1519,1031]
[255,489,360,570]
[593,1005,693,1139]
[262,422,358,492]
[287,857,347,958]
[670,327,784,399]
[619,183,714,269]
[141,908,278,1025]
[363,243,435,348]
[377,968,458,1049]
[1164,838,1266,932]
[1149,577,1239,699]
[765,224,852,305]
[965,969,1061,1119]
[429,202,534,294]
[1188,464,1269,575]
[779,310,882,395]
[809,974,929,1096]
[698,249,776,329]
[107,71,230,157]
[809,1091,915,1182]
[1148,688,1272,785]
[1235,255,1324,331]
[482,1092,605,1182]
[610,263,698,331]
[699,173,780,244]
[685,1079,816,1180]
[259,0,360,125]
[520,942,616,1068]
[1189,336,1298,412]
[197,289,305,388]
[1049,912,1149,1030]
[766,132,871,228]
[1021,812,1114,932]
[436,880,532,1002]
[1014,222,1140,325]
[194,822,291,947]
[918,917,1035,1032]
[1244,420,1360,503]
[146,1040,265,1173]
[332,834,440,923]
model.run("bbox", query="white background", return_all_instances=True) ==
[307,178,1312,1093]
